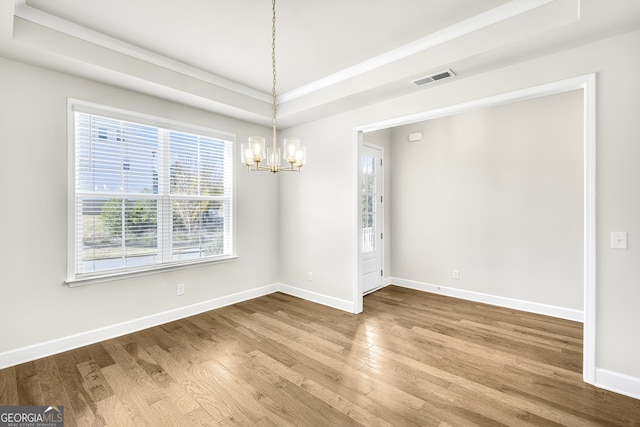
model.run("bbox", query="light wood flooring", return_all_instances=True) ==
[1,286,639,426]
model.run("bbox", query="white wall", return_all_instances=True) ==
[0,57,278,354]
[389,91,583,310]
[278,114,357,306]
[281,29,640,381]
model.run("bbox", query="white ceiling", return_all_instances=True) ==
[2,0,640,126]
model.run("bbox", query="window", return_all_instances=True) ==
[68,101,235,283]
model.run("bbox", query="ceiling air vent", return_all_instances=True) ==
[411,69,456,87]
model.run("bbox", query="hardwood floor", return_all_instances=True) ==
[1,286,639,426]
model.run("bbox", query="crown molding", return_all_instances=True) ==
[278,0,554,103]
[13,0,554,108]
[12,1,272,103]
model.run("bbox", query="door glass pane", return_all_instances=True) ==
[362,153,377,253]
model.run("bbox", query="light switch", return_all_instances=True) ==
[611,232,628,249]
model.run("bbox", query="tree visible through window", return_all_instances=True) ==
[70,104,234,281]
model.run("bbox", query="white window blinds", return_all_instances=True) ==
[70,103,234,282]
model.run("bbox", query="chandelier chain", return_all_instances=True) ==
[240,0,305,173]
[271,0,277,130]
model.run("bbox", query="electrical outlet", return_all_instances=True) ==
[176,284,185,295]
[452,270,460,279]
[308,272,313,281]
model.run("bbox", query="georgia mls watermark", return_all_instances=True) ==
[0,406,64,427]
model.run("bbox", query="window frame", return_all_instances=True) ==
[66,99,237,286]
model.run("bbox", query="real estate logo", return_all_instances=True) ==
[0,406,64,427]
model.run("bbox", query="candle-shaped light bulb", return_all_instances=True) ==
[283,138,300,163]
[266,146,281,168]
[295,146,306,167]
[241,143,255,166]
[248,136,265,162]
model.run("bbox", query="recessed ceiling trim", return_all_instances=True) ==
[12,3,272,103]
[279,0,554,103]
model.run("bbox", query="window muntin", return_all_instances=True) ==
[70,104,234,282]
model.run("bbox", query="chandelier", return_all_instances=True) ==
[241,0,306,173]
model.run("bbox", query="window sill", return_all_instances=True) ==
[66,255,238,287]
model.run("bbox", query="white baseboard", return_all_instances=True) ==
[390,277,584,322]
[277,283,354,313]
[595,368,640,401]
[0,284,278,370]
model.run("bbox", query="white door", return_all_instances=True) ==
[361,144,384,295]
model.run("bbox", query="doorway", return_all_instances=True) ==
[353,74,596,385]
[361,143,384,295]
